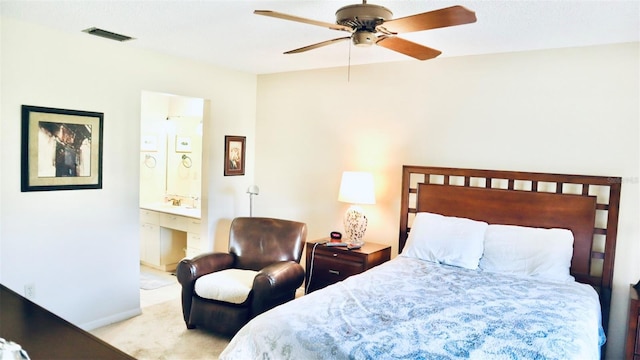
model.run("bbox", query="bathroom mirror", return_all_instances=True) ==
[139,91,203,209]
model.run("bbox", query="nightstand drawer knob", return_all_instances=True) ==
[333,253,338,257]
[328,270,340,275]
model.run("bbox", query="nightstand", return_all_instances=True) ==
[304,239,391,294]
[626,285,640,360]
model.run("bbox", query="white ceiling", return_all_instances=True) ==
[1,0,638,74]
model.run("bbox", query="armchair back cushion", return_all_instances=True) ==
[230,217,306,270]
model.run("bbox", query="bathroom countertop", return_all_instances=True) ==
[140,203,201,219]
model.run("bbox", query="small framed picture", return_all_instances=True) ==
[175,136,192,153]
[224,135,245,176]
[21,105,103,192]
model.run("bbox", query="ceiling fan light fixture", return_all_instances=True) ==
[353,31,376,47]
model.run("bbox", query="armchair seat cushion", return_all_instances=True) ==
[195,269,258,304]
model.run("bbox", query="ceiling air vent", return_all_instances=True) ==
[82,27,134,42]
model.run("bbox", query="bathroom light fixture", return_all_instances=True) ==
[338,171,375,247]
[247,185,260,217]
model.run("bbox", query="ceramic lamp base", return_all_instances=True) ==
[343,205,367,247]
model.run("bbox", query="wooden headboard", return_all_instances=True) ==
[399,166,621,331]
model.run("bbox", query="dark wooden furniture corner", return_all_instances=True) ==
[626,285,640,360]
[0,284,134,359]
[305,239,391,294]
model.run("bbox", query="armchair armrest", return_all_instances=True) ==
[176,252,235,285]
[251,261,305,317]
[176,252,235,327]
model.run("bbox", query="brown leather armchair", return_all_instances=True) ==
[176,217,307,336]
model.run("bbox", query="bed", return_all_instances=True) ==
[219,166,621,360]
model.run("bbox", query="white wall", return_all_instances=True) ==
[254,43,639,359]
[0,17,257,329]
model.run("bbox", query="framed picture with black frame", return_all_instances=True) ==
[21,105,104,192]
[224,135,245,176]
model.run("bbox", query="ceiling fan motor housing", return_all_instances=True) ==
[336,4,392,30]
[336,3,392,47]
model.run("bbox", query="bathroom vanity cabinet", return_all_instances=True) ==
[139,207,202,271]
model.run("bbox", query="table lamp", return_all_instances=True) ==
[338,171,375,247]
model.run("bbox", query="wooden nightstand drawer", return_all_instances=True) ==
[305,239,391,294]
[314,255,363,280]
[315,248,365,264]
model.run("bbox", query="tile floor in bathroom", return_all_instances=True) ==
[139,265,181,308]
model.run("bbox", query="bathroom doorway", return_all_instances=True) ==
[138,91,206,305]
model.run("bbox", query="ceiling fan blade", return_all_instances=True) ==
[284,37,351,54]
[379,5,476,34]
[254,10,352,32]
[376,36,442,60]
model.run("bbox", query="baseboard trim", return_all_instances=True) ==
[80,307,142,331]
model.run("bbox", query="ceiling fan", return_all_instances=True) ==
[254,1,477,61]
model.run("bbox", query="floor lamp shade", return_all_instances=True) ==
[338,172,375,246]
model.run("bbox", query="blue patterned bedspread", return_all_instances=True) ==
[220,256,603,360]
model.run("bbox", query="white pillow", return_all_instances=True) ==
[401,212,488,270]
[479,224,575,283]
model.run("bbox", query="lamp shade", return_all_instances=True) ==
[338,171,375,205]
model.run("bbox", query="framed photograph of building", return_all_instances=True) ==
[224,135,245,176]
[21,105,104,192]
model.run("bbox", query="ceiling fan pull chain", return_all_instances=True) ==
[348,40,352,82]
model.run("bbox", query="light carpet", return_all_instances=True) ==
[140,271,176,290]
[91,298,230,359]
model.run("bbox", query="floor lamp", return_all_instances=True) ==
[247,185,259,217]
